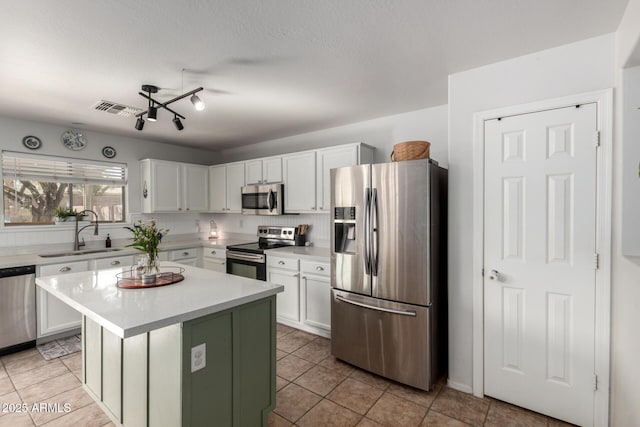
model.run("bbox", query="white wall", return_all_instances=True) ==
[447,34,616,392]
[211,104,449,247]
[612,1,640,423]
[0,116,219,248]
[217,105,448,167]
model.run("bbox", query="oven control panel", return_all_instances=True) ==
[257,225,296,240]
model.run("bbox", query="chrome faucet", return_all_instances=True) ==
[74,209,99,251]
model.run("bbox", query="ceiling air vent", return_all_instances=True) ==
[91,100,144,117]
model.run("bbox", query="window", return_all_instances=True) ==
[2,152,127,226]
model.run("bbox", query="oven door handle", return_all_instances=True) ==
[226,252,265,263]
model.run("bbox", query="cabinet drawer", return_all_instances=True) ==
[170,248,199,261]
[300,260,330,277]
[39,260,90,276]
[202,248,226,260]
[94,256,134,270]
[267,256,298,271]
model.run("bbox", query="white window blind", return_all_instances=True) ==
[2,151,127,185]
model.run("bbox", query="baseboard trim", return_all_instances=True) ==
[447,379,473,394]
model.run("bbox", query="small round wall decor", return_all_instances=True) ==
[102,146,117,159]
[22,135,42,150]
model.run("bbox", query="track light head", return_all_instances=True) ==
[173,116,184,131]
[148,105,158,121]
[190,94,205,111]
[135,116,145,131]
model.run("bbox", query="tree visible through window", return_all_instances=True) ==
[2,152,126,225]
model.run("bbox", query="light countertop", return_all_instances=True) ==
[35,262,283,339]
[266,246,330,261]
[0,235,256,269]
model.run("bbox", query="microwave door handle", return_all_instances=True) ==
[270,189,277,211]
[371,188,379,276]
[267,189,273,212]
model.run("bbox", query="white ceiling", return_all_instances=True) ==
[0,0,628,151]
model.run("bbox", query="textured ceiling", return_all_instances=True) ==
[0,0,629,150]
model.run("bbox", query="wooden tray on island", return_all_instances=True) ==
[116,267,185,289]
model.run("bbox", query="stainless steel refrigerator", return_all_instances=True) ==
[330,158,447,391]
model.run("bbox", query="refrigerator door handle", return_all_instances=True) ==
[371,188,379,276]
[335,295,419,317]
[364,188,371,275]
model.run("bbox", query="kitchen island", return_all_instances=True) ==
[35,262,283,427]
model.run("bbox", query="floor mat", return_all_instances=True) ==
[37,334,82,360]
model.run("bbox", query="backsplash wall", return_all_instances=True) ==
[204,213,330,247]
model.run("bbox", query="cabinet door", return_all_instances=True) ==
[283,151,316,213]
[226,163,245,212]
[203,258,226,273]
[268,269,300,322]
[150,160,181,212]
[37,261,88,338]
[262,157,283,183]
[245,160,263,185]
[316,145,359,212]
[301,274,331,331]
[209,165,227,212]
[182,164,209,211]
[93,255,134,270]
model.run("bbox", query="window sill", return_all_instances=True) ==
[0,222,131,233]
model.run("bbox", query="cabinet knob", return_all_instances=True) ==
[179,208,182,211]
[278,261,285,265]
[182,252,190,256]
[211,250,216,255]
[293,273,300,277]
[319,207,324,210]
[316,266,324,271]
[110,261,121,265]
[311,207,316,210]
[186,208,190,211]
[59,266,71,272]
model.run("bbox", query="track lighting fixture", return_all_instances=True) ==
[190,94,205,111]
[147,105,158,122]
[134,84,204,131]
[135,116,145,131]
[173,115,184,131]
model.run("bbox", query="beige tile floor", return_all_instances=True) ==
[272,324,574,427]
[0,325,573,427]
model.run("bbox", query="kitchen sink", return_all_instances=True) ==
[38,248,123,258]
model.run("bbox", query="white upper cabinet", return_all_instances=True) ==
[141,159,209,213]
[182,164,209,212]
[316,145,360,212]
[283,151,317,213]
[282,143,374,214]
[209,162,245,213]
[245,156,282,185]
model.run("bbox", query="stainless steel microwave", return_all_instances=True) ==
[241,183,284,215]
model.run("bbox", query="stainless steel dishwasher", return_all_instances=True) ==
[0,265,36,355]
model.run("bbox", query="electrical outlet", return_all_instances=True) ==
[191,343,206,373]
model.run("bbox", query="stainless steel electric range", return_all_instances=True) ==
[226,225,296,281]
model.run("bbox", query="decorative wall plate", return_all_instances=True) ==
[22,135,42,150]
[61,130,87,150]
[102,146,116,158]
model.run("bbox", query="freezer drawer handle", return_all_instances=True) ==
[335,295,418,317]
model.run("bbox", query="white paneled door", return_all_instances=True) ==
[484,104,597,426]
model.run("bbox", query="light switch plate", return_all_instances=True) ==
[191,343,206,373]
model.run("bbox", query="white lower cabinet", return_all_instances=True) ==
[170,247,200,267]
[268,268,300,322]
[267,254,330,336]
[202,248,226,273]
[37,260,89,339]
[300,260,331,332]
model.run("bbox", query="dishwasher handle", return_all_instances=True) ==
[0,265,36,278]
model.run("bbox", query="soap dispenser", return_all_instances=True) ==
[106,234,112,248]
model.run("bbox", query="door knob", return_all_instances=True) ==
[489,269,500,281]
